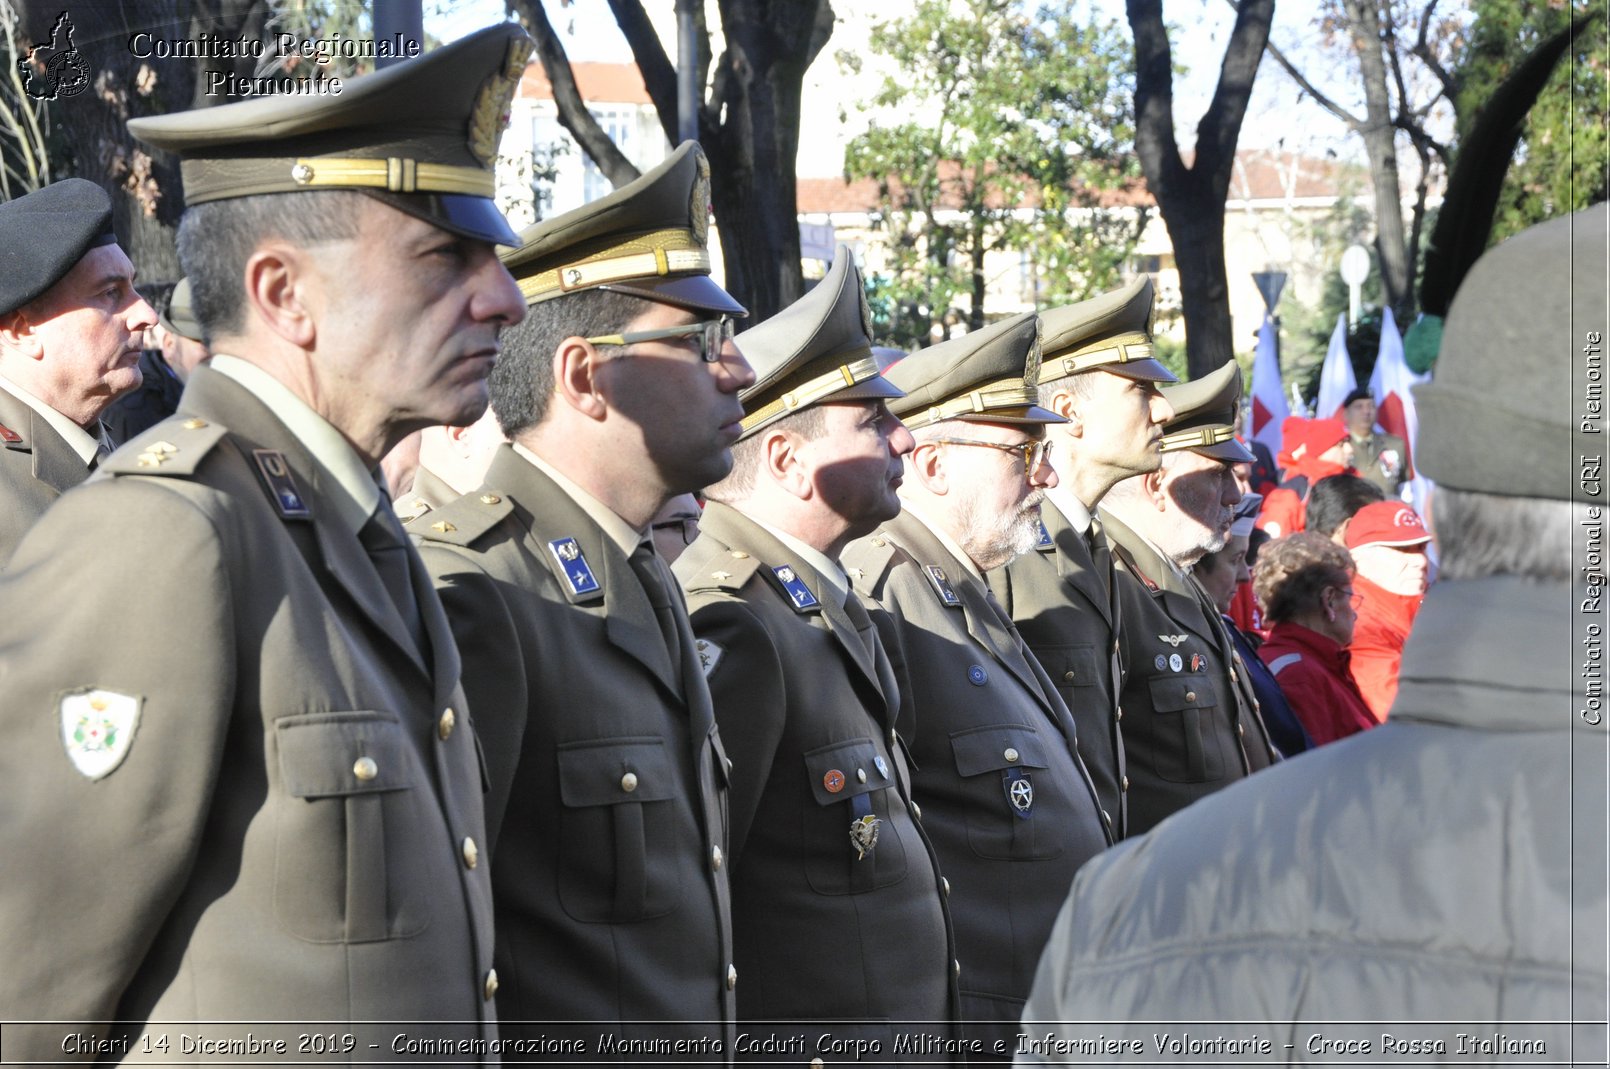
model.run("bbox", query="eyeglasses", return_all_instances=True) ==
[928,436,1053,471]
[650,516,701,547]
[585,318,736,363]
[1334,588,1365,610]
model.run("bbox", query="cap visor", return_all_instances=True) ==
[1102,357,1178,384]
[1197,439,1257,463]
[954,404,1068,426]
[367,191,521,246]
[603,275,747,317]
[1358,533,1431,548]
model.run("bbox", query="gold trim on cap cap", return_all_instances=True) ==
[1160,424,1237,452]
[287,157,493,196]
[904,379,1039,430]
[1044,331,1154,379]
[516,227,709,304]
[741,356,881,432]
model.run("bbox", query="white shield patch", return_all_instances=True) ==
[695,639,725,678]
[60,689,141,780]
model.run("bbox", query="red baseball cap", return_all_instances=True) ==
[1345,501,1431,549]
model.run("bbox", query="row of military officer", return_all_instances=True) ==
[0,23,1279,1064]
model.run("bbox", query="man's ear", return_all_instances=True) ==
[0,309,42,360]
[907,438,948,495]
[761,428,810,498]
[1142,468,1168,512]
[1047,388,1083,437]
[552,337,609,422]
[241,241,315,350]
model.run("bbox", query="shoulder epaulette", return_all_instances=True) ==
[394,495,435,525]
[678,540,763,594]
[411,488,513,546]
[843,531,901,596]
[100,416,229,478]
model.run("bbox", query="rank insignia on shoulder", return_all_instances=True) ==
[1034,518,1053,550]
[253,449,310,519]
[924,565,962,607]
[772,565,820,610]
[696,638,725,677]
[548,537,600,596]
[849,813,881,860]
[60,688,141,780]
[0,421,22,444]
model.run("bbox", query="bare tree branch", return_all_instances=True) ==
[1124,0,1184,188]
[1195,0,1274,179]
[1410,0,1458,102]
[606,0,681,145]
[507,0,640,186]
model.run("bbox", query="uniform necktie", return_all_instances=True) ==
[629,541,684,681]
[359,498,426,655]
[1088,515,1113,599]
[840,587,878,658]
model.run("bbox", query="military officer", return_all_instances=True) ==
[678,248,959,1059]
[0,26,529,1057]
[987,277,1176,839]
[1342,386,1409,495]
[416,143,750,1051]
[842,313,1110,1056]
[103,278,204,444]
[0,178,157,562]
[1100,361,1279,836]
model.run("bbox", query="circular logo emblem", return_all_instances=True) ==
[1010,777,1034,813]
[967,665,988,686]
[823,769,845,793]
[1154,654,1167,671]
[873,755,889,778]
[1169,653,1183,672]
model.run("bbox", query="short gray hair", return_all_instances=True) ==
[705,406,827,502]
[176,191,364,342]
[489,287,658,437]
[1036,371,1098,409]
[1432,487,1579,582]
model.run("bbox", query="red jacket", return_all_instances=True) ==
[1259,621,1376,747]
[1349,575,1424,721]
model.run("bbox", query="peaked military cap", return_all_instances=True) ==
[1037,276,1176,384]
[887,312,1063,429]
[1159,360,1256,462]
[1416,203,1607,502]
[127,24,531,246]
[159,278,203,343]
[501,141,743,316]
[736,245,900,437]
[0,179,117,316]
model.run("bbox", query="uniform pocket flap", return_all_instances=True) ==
[557,736,678,807]
[1146,672,1218,712]
[277,711,417,798]
[1042,643,1103,686]
[949,723,1050,777]
[804,738,891,806]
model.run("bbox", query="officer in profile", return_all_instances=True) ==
[0,25,529,1054]
[988,277,1176,840]
[416,142,752,1050]
[104,277,206,443]
[841,312,1109,1056]
[1099,361,1279,835]
[0,178,157,562]
[678,248,959,1057]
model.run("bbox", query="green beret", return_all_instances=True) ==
[501,141,742,316]
[1415,203,1607,501]
[159,278,203,342]
[0,179,117,316]
[886,312,1063,429]
[1037,276,1176,384]
[1159,360,1255,463]
[127,25,530,246]
[736,245,901,437]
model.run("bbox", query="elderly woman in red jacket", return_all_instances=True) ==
[1253,532,1377,746]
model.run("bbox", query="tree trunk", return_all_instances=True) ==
[1342,0,1413,323]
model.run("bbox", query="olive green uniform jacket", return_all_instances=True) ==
[0,366,498,1059]
[1350,430,1409,495]
[0,382,93,565]
[415,444,735,1053]
[676,502,959,1059]
[1102,509,1278,836]
[988,501,1127,839]
[844,511,1110,1053]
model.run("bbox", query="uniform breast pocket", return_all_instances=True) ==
[556,737,685,923]
[1144,672,1227,782]
[950,724,1063,861]
[801,739,907,895]
[1041,644,1104,704]
[273,711,435,944]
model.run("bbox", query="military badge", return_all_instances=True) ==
[859,279,875,340]
[253,449,311,519]
[548,537,601,596]
[823,769,846,793]
[1158,634,1187,647]
[967,664,988,686]
[690,150,711,247]
[923,565,962,607]
[467,34,534,166]
[1169,653,1183,672]
[1379,449,1402,479]
[772,565,820,610]
[1154,654,1168,671]
[873,754,889,779]
[1033,518,1053,550]
[849,813,881,860]
[60,688,141,779]
[1024,323,1044,387]
[1190,653,1203,672]
[696,638,724,678]
[1004,771,1034,818]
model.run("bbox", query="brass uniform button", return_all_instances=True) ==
[726,964,738,990]
[711,845,723,871]
[941,877,950,896]
[621,772,639,793]
[438,707,456,740]
[730,550,750,559]
[352,756,378,781]
[483,969,499,1001]
[1063,670,1075,682]
[1238,722,1246,736]
[182,417,208,430]
[953,959,961,978]
[1121,776,1130,791]
[856,768,867,783]
[479,494,501,505]
[462,837,479,869]
[910,801,922,820]
[1185,691,1197,703]
[1003,747,1020,763]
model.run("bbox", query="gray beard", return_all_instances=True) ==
[955,493,1045,572]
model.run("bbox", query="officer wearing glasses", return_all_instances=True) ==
[415,142,754,1051]
[842,314,1111,1059]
